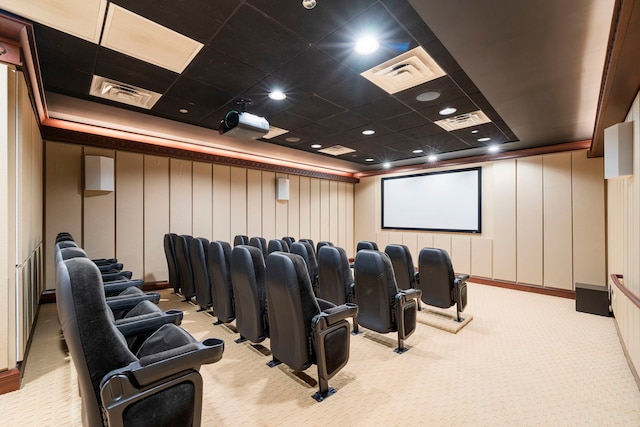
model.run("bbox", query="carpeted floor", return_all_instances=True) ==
[1,282,639,426]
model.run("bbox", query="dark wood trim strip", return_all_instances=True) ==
[41,126,359,183]
[470,276,576,299]
[356,140,591,178]
[0,368,20,395]
[610,274,640,309]
[141,281,172,291]
[612,313,640,391]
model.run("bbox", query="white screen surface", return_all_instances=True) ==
[381,168,481,232]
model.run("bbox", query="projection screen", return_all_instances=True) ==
[381,167,481,233]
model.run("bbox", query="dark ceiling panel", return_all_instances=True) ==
[288,95,346,121]
[110,0,242,43]
[39,60,93,96]
[351,95,412,122]
[151,94,213,123]
[164,76,232,112]
[319,111,371,133]
[314,72,388,110]
[33,24,97,73]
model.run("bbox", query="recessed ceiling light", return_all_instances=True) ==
[478,137,491,142]
[439,107,457,115]
[311,144,322,149]
[488,145,500,153]
[285,137,300,143]
[412,149,423,154]
[362,129,375,135]
[471,130,479,134]
[416,91,441,102]
[355,36,379,55]
[428,154,438,162]
[179,108,188,113]
[382,162,391,169]
[269,90,286,100]
[365,158,374,162]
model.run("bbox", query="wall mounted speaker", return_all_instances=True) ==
[85,155,114,191]
[604,121,633,179]
[276,177,289,201]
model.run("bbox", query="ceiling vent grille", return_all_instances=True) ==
[361,46,446,94]
[318,145,355,156]
[434,110,492,131]
[89,75,161,109]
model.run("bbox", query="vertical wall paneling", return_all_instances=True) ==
[451,237,471,274]
[471,238,493,278]
[212,165,231,242]
[572,151,606,286]
[542,152,573,289]
[402,233,418,263]
[261,171,276,240]
[320,179,331,242]
[516,156,543,285]
[329,181,339,244]
[229,167,247,241]
[288,175,300,240]
[192,162,213,240]
[83,147,115,259]
[275,173,288,239]
[143,156,170,281]
[345,183,354,256]
[337,183,347,249]
[353,177,377,245]
[169,159,192,236]
[309,178,321,243]
[375,232,390,251]
[417,234,434,253]
[492,159,517,281]
[115,151,144,278]
[298,176,310,239]
[433,235,452,255]
[246,169,262,237]
[45,142,83,288]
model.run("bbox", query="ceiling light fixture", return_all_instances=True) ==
[179,108,188,113]
[362,129,375,135]
[311,144,322,149]
[439,107,457,115]
[365,158,374,162]
[488,145,500,153]
[428,154,438,162]
[382,162,391,169]
[355,36,379,55]
[285,137,300,143]
[269,90,286,100]
[416,91,441,102]
[471,129,479,134]
[412,149,423,154]
[478,137,491,142]
[302,0,317,9]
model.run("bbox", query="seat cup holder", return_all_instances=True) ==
[203,338,224,347]
[165,309,182,315]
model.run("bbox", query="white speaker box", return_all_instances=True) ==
[604,121,633,179]
[85,155,114,191]
[276,177,290,201]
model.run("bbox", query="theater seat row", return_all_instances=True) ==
[54,232,224,426]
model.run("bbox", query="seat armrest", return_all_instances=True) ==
[102,279,144,297]
[92,258,118,266]
[455,274,470,285]
[106,292,160,311]
[316,298,336,312]
[315,303,358,327]
[115,310,183,337]
[399,288,422,301]
[111,338,225,387]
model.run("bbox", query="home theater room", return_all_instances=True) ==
[0,0,639,425]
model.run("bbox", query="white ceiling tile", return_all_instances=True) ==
[0,0,106,42]
[101,4,204,74]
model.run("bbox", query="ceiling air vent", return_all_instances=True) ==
[361,46,446,94]
[434,110,492,131]
[89,75,161,109]
[318,145,355,156]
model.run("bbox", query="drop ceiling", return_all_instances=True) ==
[0,0,616,172]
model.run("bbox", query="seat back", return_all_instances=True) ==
[164,233,180,293]
[385,244,416,290]
[290,242,318,286]
[175,235,195,297]
[233,235,249,246]
[265,252,320,371]
[282,236,295,247]
[353,250,398,333]
[230,245,268,343]
[316,241,334,256]
[357,241,378,252]
[190,237,211,309]
[56,258,137,427]
[299,239,315,258]
[249,237,268,259]
[418,248,455,308]
[208,241,235,323]
[317,245,353,305]
[267,239,289,254]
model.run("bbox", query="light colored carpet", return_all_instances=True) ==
[1,282,639,426]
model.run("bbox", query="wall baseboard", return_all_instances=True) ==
[613,315,640,391]
[470,276,576,299]
[0,368,21,395]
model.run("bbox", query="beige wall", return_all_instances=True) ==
[354,150,606,290]
[0,66,44,371]
[607,91,640,377]
[44,143,355,286]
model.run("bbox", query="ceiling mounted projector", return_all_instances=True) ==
[218,110,269,140]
